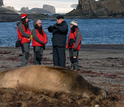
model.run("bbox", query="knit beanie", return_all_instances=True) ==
[71,20,78,26]
[36,20,42,24]
[21,13,27,19]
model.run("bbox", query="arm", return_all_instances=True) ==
[74,30,82,49]
[48,25,54,33]
[42,29,47,45]
[32,29,44,45]
[18,23,30,38]
[66,34,70,48]
[56,23,68,34]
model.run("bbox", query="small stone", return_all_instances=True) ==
[94,105,99,107]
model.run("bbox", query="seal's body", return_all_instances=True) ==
[0,65,107,100]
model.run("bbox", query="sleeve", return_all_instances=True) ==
[32,29,44,45]
[18,23,30,38]
[48,25,54,33]
[56,23,68,34]
[17,27,22,41]
[74,30,82,49]
[66,33,70,48]
[42,29,47,45]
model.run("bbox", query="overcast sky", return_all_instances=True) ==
[4,0,78,13]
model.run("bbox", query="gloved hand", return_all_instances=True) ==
[48,25,52,29]
[30,35,33,38]
[48,25,53,32]
[28,35,33,41]
[53,25,58,29]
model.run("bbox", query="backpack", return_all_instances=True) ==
[69,33,76,47]
[69,38,75,47]
[15,39,21,47]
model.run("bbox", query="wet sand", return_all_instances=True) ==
[0,44,124,107]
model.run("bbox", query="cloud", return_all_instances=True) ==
[4,0,78,13]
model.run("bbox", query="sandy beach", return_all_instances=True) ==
[0,44,124,107]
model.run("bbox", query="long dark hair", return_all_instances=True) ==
[21,17,29,31]
[35,25,43,35]
[71,25,78,33]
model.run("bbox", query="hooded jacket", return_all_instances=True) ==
[48,21,68,47]
[17,22,31,44]
[32,19,47,46]
[17,22,22,41]
[66,28,82,51]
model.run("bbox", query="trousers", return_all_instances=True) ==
[33,46,44,65]
[21,42,30,66]
[53,46,66,68]
[69,49,79,70]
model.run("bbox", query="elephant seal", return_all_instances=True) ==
[0,65,108,100]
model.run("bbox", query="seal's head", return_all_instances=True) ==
[97,90,109,100]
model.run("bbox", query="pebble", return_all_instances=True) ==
[94,105,99,107]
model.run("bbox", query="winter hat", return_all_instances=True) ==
[36,20,42,24]
[71,20,78,26]
[21,13,27,19]
[56,15,64,19]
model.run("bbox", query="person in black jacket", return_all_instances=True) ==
[48,15,68,68]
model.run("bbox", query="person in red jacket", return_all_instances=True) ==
[17,13,32,67]
[66,20,82,72]
[32,19,47,65]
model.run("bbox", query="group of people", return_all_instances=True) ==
[17,13,82,71]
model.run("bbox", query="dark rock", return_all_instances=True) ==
[0,6,20,22]
[0,0,20,22]
[0,0,3,6]
[66,0,124,18]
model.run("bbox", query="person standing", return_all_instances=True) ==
[66,20,82,72]
[17,13,32,67]
[48,15,68,68]
[32,19,47,65]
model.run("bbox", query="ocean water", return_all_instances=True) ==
[0,18,124,47]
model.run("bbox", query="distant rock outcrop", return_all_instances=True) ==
[20,4,56,14]
[29,8,51,14]
[20,7,29,13]
[0,0,19,22]
[43,4,55,14]
[71,4,77,9]
[0,6,20,22]
[0,0,3,6]
[20,7,51,14]
[66,0,124,18]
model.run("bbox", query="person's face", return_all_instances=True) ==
[57,19,63,24]
[37,23,41,27]
[70,24,73,28]
[25,17,28,23]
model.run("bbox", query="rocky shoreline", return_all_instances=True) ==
[1,13,124,22]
